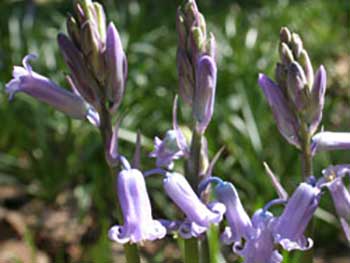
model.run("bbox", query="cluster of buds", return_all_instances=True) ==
[5,0,127,127]
[60,0,127,113]
[259,27,327,148]
[176,0,217,133]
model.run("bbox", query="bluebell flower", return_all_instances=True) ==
[214,181,254,244]
[108,167,166,244]
[5,54,99,126]
[163,172,225,238]
[272,182,320,251]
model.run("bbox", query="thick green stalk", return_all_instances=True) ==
[300,123,313,263]
[183,128,203,263]
[100,104,140,263]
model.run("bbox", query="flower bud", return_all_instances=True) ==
[193,55,217,133]
[280,27,291,44]
[279,43,294,65]
[105,22,127,112]
[57,33,100,107]
[81,21,105,82]
[286,61,308,110]
[299,49,314,88]
[176,9,187,50]
[93,2,106,41]
[291,33,303,58]
[66,15,81,48]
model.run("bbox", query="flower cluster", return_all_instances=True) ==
[4,0,350,262]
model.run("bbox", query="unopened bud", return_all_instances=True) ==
[279,42,294,65]
[280,27,291,44]
[57,33,100,107]
[81,21,105,83]
[183,1,198,28]
[193,55,217,133]
[299,49,314,88]
[105,22,127,112]
[177,49,194,105]
[207,33,216,61]
[176,9,187,50]
[191,27,205,52]
[66,15,81,47]
[79,0,94,22]
[275,62,287,90]
[197,13,207,38]
[93,2,107,41]
[287,61,308,110]
[291,33,303,58]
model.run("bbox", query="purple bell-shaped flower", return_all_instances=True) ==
[109,166,166,244]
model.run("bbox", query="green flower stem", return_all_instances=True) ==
[183,127,203,263]
[299,123,314,263]
[184,238,200,263]
[100,104,141,263]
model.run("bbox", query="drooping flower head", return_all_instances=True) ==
[163,172,225,238]
[109,160,166,244]
[5,54,99,126]
[321,165,350,241]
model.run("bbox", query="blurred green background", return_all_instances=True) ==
[0,0,349,262]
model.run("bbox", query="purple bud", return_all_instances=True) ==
[177,49,194,105]
[5,55,95,121]
[235,209,283,263]
[309,65,327,134]
[163,172,225,238]
[214,182,254,244]
[258,74,300,148]
[105,22,127,112]
[272,183,320,251]
[57,34,100,108]
[108,168,166,244]
[286,61,307,110]
[193,55,217,133]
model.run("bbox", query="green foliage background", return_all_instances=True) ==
[0,0,349,261]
